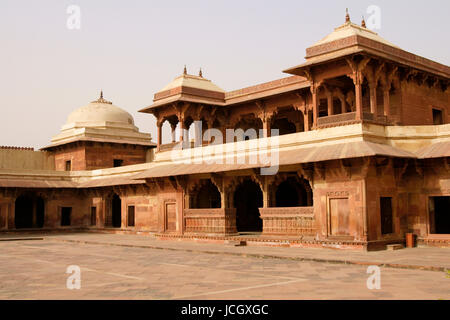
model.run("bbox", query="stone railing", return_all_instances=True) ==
[317,111,389,128]
[184,208,237,235]
[317,112,357,127]
[259,207,316,236]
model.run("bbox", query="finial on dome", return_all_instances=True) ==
[199,68,203,78]
[345,8,350,23]
[183,65,187,75]
[92,90,112,104]
[361,16,366,28]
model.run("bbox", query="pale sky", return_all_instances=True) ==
[1,0,449,148]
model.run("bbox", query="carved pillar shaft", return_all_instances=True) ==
[327,92,333,116]
[369,84,378,116]
[262,117,271,138]
[157,122,162,151]
[178,117,185,148]
[383,89,391,117]
[303,110,309,131]
[311,87,318,128]
[354,80,363,120]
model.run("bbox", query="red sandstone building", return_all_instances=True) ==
[0,14,449,250]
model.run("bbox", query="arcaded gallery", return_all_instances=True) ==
[0,14,449,251]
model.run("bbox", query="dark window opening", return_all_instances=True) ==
[61,207,72,226]
[429,197,450,234]
[432,109,443,125]
[380,197,393,235]
[113,159,124,167]
[127,206,135,227]
[90,207,97,226]
[65,160,72,171]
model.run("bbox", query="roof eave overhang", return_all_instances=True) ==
[284,35,450,79]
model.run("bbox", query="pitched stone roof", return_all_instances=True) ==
[308,21,400,57]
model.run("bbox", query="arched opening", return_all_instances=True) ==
[274,177,313,207]
[233,116,263,141]
[161,115,179,144]
[192,180,221,208]
[111,194,122,228]
[15,194,34,229]
[233,179,263,233]
[271,118,297,136]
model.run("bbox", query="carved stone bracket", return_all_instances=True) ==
[210,173,224,193]
[340,159,352,179]
[299,163,314,185]
[314,162,326,181]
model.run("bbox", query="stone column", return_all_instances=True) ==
[353,75,363,120]
[327,91,333,116]
[369,82,378,117]
[178,117,185,148]
[311,86,318,128]
[383,85,391,117]
[156,121,162,152]
[262,178,269,209]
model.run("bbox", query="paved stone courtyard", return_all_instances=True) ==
[0,234,448,300]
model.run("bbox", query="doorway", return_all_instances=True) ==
[111,194,122,228]
[234,179,263,233]
[429,197,450,234]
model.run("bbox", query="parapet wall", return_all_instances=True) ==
[0,148,55,170]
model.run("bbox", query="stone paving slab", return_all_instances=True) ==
[0,239,449,300]
[39,233,450,272]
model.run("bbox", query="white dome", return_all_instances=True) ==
[43,92,153,149]
[66,93,134,126]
